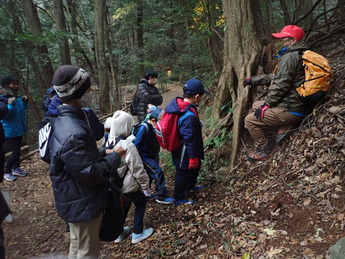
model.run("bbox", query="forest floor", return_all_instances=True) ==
[1,39,345,258]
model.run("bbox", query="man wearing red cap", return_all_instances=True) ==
[244,25,308,160]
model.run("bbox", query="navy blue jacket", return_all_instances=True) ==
[49,105,121,223]
[165,97,204,169]
[133,121,160,159]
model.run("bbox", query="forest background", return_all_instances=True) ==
[0,0,343,164]
[1,0,345,258]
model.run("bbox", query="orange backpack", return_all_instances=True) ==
[296,50,333,102]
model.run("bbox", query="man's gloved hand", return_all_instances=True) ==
[254,103,269,119]
[188,157,199,169]
[243,78,254,88]
[143,188,152,197]
[7,97,16,105]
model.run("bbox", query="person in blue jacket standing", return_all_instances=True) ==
[164,79,209,205]
[0,76,29,182]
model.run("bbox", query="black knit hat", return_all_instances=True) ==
[52,65,91,102]
[1,75,18,87]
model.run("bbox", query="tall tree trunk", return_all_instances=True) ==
[215,0,264,168]
[205,0,223,77]
[66,0,95,74]
[279,0,292,24]
[20,0,54,89]
[95,0,110,114]
[53,0,71,65]
[105,6,122,111]
[137,0,145,77]
[5,0,44,125]
[7,0,46,95]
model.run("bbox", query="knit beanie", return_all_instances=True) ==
[109,110,134,139]
[52,65,91,102]
[1,75,18,87]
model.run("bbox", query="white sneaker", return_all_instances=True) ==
[131,228,154,244]
[114,226,130,243]
[4,173,17,182]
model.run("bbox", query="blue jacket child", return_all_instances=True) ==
[164,79,208,205]
[0,76,29,181]
[133,109,174,205]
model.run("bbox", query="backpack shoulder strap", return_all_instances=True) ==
[178,109,197,127]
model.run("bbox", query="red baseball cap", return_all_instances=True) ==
[271,25,305,40]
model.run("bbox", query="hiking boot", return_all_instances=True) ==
[114,226,131,243]
[131,228,154,244]
[156,196,174,205]
[4,173,16,182]
[174,199,194,206]
[275,125,292,144]
[247,145,273,161]
[12,168,29,177]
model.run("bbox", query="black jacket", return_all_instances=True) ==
[49,105,121,223]
[136,79,163,122]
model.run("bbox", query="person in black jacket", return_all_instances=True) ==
[0,97,10,259]
[0,97,8,183]
[50,65,126,259]
[136,70,163,122]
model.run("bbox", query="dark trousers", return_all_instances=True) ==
[5,136,22,174]
[123,190,147,234]
[174,167,200,201]
[0,145,4,182]
[0,227,4,259]
[142,156,168,199]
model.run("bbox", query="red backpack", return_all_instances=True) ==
[155,108,197,151]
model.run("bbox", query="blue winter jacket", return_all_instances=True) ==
[49,105,121,223]
[133,121,160,159]
[0,96,28,138]
[165,97,204,169]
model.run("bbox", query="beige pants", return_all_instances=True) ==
[68,214,103,259]
[244,101,302,146]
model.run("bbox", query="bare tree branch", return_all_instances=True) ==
[293,0,323,25]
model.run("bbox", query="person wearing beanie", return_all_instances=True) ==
[134,70,163,122]
[133,108,174,205]
[164,79,209,205]
[105,110,154,244]
[49,65,126,258]
[243,25,308,160]
[0,76,29,182]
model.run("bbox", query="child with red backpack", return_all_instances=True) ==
[164,79,209,205]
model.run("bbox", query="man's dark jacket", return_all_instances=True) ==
[136,79,163,122]
[49,105,121,223]
[252,41,309,113]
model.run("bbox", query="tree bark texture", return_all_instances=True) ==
[94,0,111,113]
[215,0,264,168]
[20,0,54,89]
[53,0,71,65]
[137,0,145,77]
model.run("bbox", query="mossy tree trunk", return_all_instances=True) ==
[214,0,264,168]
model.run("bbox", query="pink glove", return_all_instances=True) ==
[188,157,199,169]
[254,104,269,119]
[143,188,152,197]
